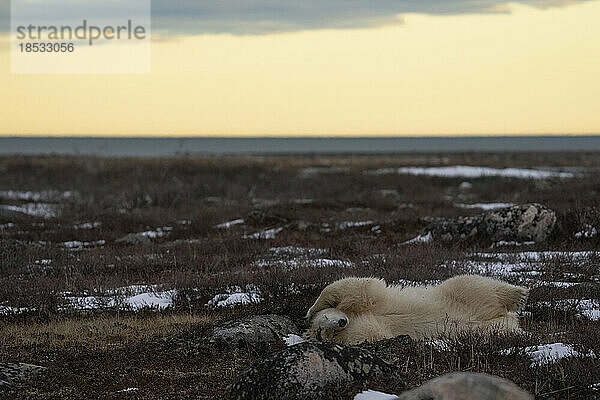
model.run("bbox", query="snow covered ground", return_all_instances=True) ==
[536,299,600,321]
[254,258,353,270]
[138,227,173,238]
[338,220,374,229]
[253,246,353,270]
[0,203,59,218]
[365,166,574,179]
[243,227,283,239]
[74,221,102,229]
[215,218,245,229]
[206,285,263,307]
[63,240,106,249]
[283,334,306,346]
[0,190,77,202]
[456,202,514,210]
[62,285,175,311]
[501,342,596,366]
[575,224,598,238]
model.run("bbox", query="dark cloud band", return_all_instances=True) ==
[0,0,590,35]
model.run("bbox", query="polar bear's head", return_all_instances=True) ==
[303,308,349,342]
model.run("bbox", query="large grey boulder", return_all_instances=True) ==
[231,342,398,400]
[209,314,300,348]
[0,363,47,388]
[398,372,533,400]
[426,203,556,243]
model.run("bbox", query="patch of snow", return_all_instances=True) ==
[354,390,399,400]
[0,222,16,229]
[283,334,306,346]
[378,189,399,198]
[256,246,351,270]
[0,305,34,315]
[0,190,76,202]
[35,259,52,265]
[366,166,574,179]
[116,388,138,393]
[448,259,534,277]
[490,241,535,248]
[268,246,328,257]
[215,219,245,229]
[74,222,101,229]
[537,281,580,288]
[254,258,353,270]
[62,285,175,311]
[338,221,374,229]
[536,299,600,321]
[124,291,174,310]
[575,224,598,239]
[63,240,106,249]
[472,251,598,262]
[206,286,263,307]
[456,202,514,210]
[396,279,441,287]
[139,227,172,238]
[429,339,451,352]
[0,203,59,218]
[459,181,473,190]
[243,227,283,239]
[402,232,433,245]
[501,343,596,366]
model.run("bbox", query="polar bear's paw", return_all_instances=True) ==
[496,285,529,312]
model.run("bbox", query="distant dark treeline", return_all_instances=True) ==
[1,136,600,156]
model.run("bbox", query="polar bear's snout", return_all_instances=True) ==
[313,308,349,331]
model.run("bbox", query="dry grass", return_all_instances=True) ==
[0,313,212,351]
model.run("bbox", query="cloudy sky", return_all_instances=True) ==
[1,0,599,136]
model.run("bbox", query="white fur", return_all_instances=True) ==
[305,275,529,344]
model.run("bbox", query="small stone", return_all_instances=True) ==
[208,314,299,348]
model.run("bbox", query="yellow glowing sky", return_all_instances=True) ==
[1,1,600,136]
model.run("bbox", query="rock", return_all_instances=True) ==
[115,233,152,246]
[230,342,399,400]
[0,363,47,388]
[209,314,300,348]
[425,203,556,243]
[397,372,533,400]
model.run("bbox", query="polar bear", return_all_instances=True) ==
[304,275,528,344]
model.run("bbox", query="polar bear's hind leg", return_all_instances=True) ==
[436,275,529,320]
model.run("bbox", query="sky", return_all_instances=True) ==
[1,0,599,136]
